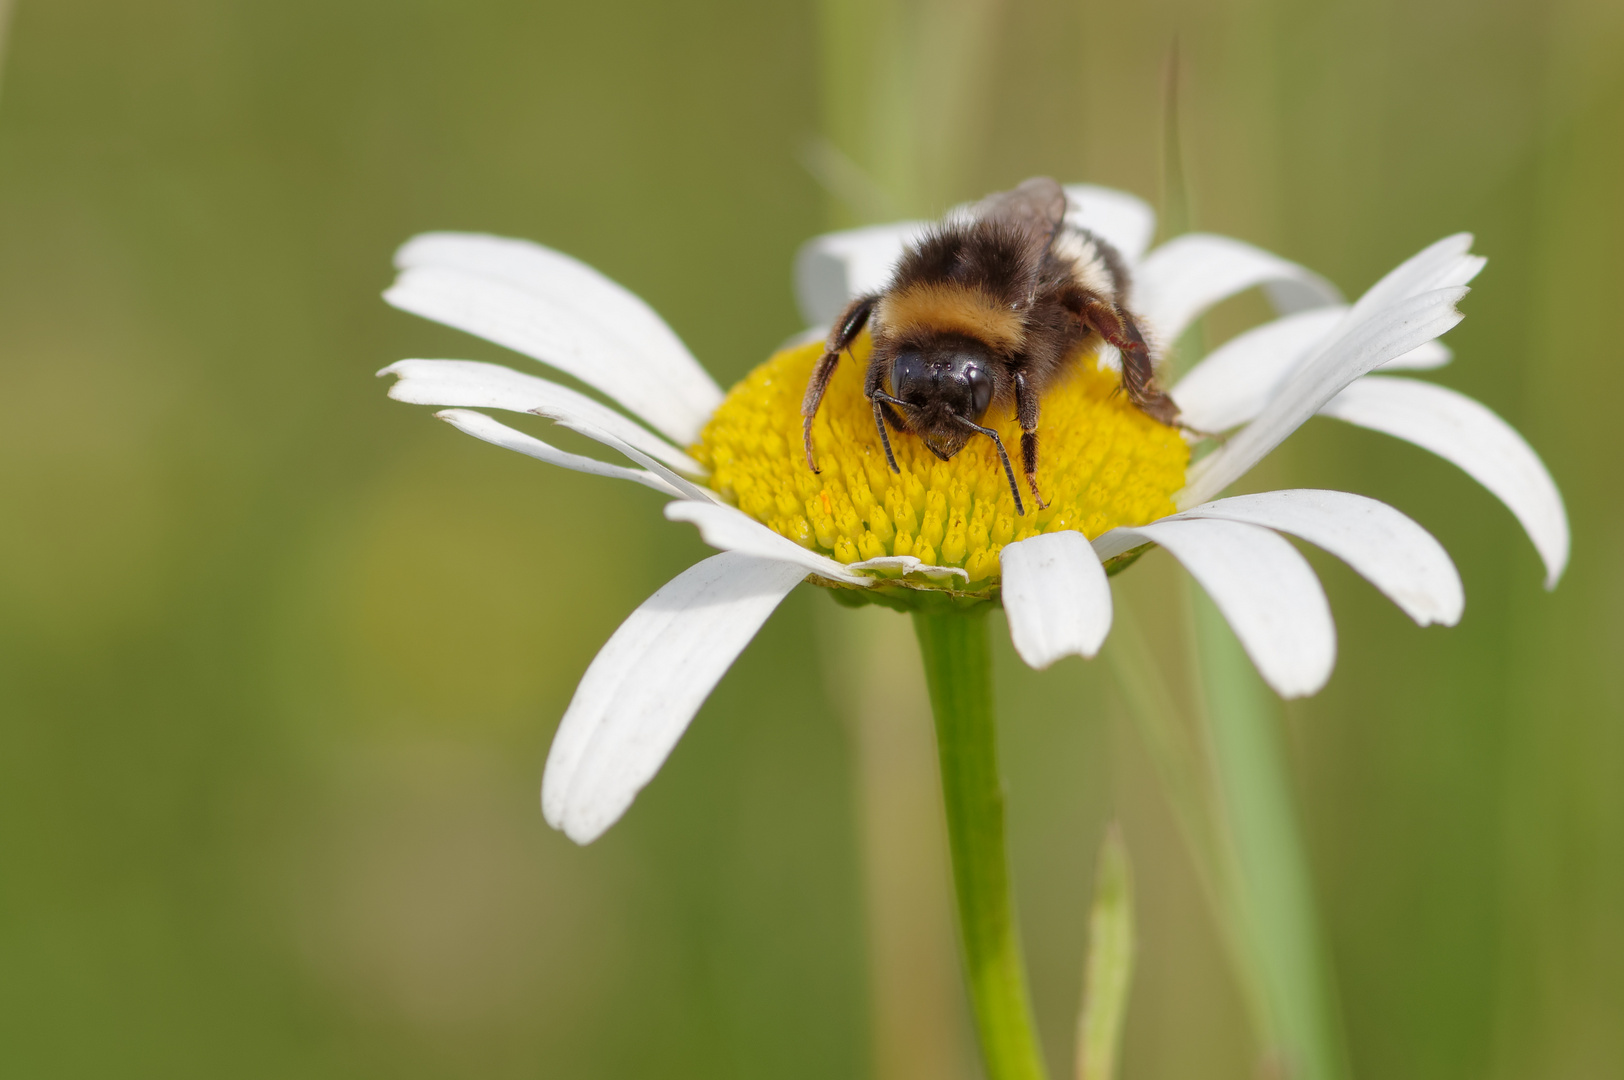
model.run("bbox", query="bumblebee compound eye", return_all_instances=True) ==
[955,357,993,421]
[890,350,929,404]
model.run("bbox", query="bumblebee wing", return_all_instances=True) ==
[971,176,1067,249]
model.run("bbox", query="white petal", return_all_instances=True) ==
[433,409,685,497]
[549,413,718,504]
[999,532,1114,668]
[663,500,873,586]
[1173,309,1455,433]
[793,221,932,327]
[1174,490,1463,626]
[1320,376,1569,588]
[381,359,705,474]
[1345,233,1484,325]
[1093,517,1336,698]
[1133,233,1342,342]
[386,232,723,444]
[542,553,808,844]
[779,325,829,350]
[847,555,969,583]
[1172,308,1348,432]
[1180,286,1469,506]
[1378,340,1452,371]
[1063,185,1157,265]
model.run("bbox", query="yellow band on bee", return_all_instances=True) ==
[876,282,1027,352]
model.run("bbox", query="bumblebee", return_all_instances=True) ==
[800,176,1179,516]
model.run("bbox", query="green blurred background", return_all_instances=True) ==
[0,0,1618,1076]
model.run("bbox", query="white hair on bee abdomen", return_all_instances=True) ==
[1052,225,1167,373]
[1052,226,1119,300]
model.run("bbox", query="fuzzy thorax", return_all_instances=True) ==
[693,333,1188,588]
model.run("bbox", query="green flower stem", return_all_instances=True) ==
[1191,587,1349,1080]
[912,609,1049,1080]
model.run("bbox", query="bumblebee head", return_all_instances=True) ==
[888,341,996,458]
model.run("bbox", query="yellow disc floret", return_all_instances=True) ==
[692,332,1188,590]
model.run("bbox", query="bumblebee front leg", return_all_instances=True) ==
[1073,294,1180,426]
[1013,371,1048,512]
[801,293,877,472]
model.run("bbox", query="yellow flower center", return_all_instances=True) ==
[692,333,1188,590]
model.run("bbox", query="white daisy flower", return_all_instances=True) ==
[379,184,1567,844]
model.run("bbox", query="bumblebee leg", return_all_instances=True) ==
[1074,294,1180,425]
[801,353,839,473]
[1013,372,1048,512]
[871,398,901,473]
[801,294,878,472]
[864,368,910,474]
